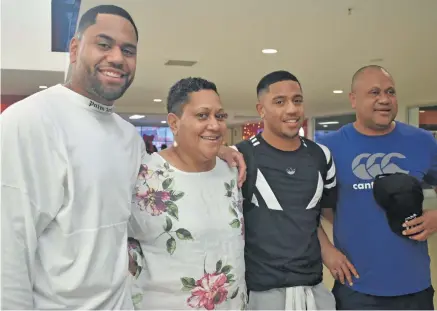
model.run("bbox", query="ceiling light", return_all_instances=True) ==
[333,90,343,94]
[262,49,277,54]
[153,99,162,102]
[161,121,167,124]
[419,110,425,113]
[39,85,47,89]
[319,121,339,125]
[129,115,145,120]
[323,125,328,128]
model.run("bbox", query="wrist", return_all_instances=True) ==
[320,241,336,256]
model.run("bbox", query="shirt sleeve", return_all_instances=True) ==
[1,105,65,309]
[423,132,437,186]
[317,143,338,209]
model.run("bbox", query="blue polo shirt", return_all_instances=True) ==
[318,122,437,296]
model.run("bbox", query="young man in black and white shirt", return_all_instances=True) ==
[235,71,356,310]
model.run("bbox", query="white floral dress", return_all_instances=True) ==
[128,153,247,310]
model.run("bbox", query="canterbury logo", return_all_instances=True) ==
[351,152,409,180]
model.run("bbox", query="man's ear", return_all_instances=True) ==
[69,36,79,64]
[167,113,180,136]
[349,92,357,109]
[256,101,265,119]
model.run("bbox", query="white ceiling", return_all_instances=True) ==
[2,0,437,125]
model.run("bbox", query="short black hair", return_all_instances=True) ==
[351,65,392,91]
[76,5,138,40]
[256,70,301,97]
[167,77,219,116]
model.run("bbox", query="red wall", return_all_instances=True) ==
[419,110,437,125]
[1,95,28,113]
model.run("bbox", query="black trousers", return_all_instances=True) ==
[332,281,434,310]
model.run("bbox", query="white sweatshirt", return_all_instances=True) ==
[1,85,144,309]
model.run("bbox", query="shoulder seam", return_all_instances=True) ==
[315,142,331,164]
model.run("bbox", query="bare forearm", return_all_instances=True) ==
[318,225,334,255]
[321,208,334,224]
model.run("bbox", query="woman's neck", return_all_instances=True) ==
[161,147,216,172]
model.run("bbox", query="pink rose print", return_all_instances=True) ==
[137,189,171,216]
[138,164,152,180]
[182,260,240,310]
[187,273,229,310]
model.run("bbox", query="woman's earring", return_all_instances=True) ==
[173,131,178,147]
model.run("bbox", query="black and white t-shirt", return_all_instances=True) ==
[236,134,337,291]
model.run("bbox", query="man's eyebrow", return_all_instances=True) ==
[272,95,287,100]
[272,94,302,100]
[96,34,114,43]
[96,34,137,50]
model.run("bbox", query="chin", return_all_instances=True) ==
[101,88,126,101]
[374,118,395,128]
[199,148,220,162]
[92,81,127,101]
[281,131,299,139]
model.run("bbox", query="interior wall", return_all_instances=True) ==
[408,107,421,127]
[224,128,232,146]
[231,126,243,145]
[420,110,437,124]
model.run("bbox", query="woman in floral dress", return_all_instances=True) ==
[128,77,247,310]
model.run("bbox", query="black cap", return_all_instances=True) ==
[373,173,424,237]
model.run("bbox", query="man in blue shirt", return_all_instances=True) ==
[318,65,437,310]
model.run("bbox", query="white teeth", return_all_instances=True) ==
[201,136,219,141]
[103,71,122,78]
[284,120,298,123]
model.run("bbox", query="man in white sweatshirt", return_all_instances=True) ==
[1,5,143,310]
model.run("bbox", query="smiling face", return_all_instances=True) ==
[350,68,398,133]
[168,90,228,162]
[257,80,304,141]
[69,13,137,104]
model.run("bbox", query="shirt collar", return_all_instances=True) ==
[58,84,114,114]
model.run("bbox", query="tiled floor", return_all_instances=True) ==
[322,196,437,306]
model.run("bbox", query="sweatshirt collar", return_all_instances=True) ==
[58,84,114,114]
